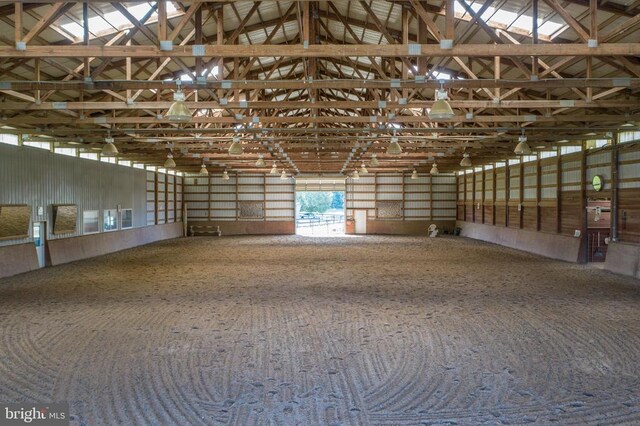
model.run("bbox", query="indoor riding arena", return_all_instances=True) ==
[0,1,639,425]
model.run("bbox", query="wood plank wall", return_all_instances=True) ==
[457,137,640,248]
[182,173,295,222]
[146,170,183,226]
[346,173,457,222]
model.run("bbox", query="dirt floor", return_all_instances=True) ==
[1,235,640,425]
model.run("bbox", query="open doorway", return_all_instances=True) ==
[295,191,345,236]
[33,222,47,268]
[586,198,611,263]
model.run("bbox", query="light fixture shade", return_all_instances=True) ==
[514,135,532,155]
[270,162,278,174]
[164,153,176,168]
[228,137,243,155]
[280,169,287,180]
[101,138,118,156]
[222,170,230,180]
[460,152,472,167]
[428,89,454,120]
[199,163,208,175]
[352,170,360,180]
[430,162,439,175]
[387,137,403,155]
[411,169,418,180]
[360,162,368,174]
[255,155,266,167]
[370,154,380,167]
[166,90,192,123]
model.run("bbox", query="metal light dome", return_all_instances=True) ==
[411,169,418,180]
[166,83,192,123]
[352,169,360,180]
[270,161,278,174]
[387,136,403,155]
[360,161,368,174]
[164,153,176,169]
[514,134,532,155]
[280,169,288,180]
[428,89,454,120]
[370,154,380,167]
[199,162,208,175]
[228,136,243,155]
[255,155,266,167]
[101,137,118,156]
[222,170,230,180]
[460,152,472,167]
[430,162,439,175]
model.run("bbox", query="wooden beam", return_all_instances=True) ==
[1,43,638,58]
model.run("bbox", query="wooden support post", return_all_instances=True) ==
[505,165,510,227]
[590,0,598,41]
[579,143,588,263]
[14,2,22,45]
[611,133,619,242]
[556,148,562,234]
[157,0,167,43]
[532,0,539,79]
[216,5,224,99]
[494,56,500,100]
[536,157,542,231]
[417,1,428,76]
[519,161,524,229]
[207,173,212,221]
[154,172,159,225]
[445,0,455,41]
[492,166,497,225]
[165,173,169,224]
[401,5,409,100]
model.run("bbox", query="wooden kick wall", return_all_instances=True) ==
[182,173,295,223]
[457,133,640,265]
[345,172,457,223]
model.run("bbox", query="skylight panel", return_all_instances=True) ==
[127,3,155,21]
[538,20,563,36]
[60,21,84,39]
[89,15,112,33]
[103,10,128,29]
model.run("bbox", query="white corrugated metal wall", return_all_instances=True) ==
[0,144,147,246]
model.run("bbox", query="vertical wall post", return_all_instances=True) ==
[611,133,619,242]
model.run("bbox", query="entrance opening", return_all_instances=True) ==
[296,191,345,236]
[586,198,611,263]
[33,222,46,268]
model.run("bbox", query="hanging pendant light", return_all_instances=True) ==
[166,81,192,123]
[280,169,288,180]
[430,161,439,175]
[514,129,532,155]
[222,170,230,180]
[370,154,380,167]
[387,130,402,155]
[270,161,278,174]
[411,169,418,180]
[460,152,472,167]
[101,135,118,156]
[428,84,454,121]
[352,169,360,180]
[360,161,368,174]
[228,136,243,155]
[255,155,266,167]
[164,152,176,168]
[199,162,208,175]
